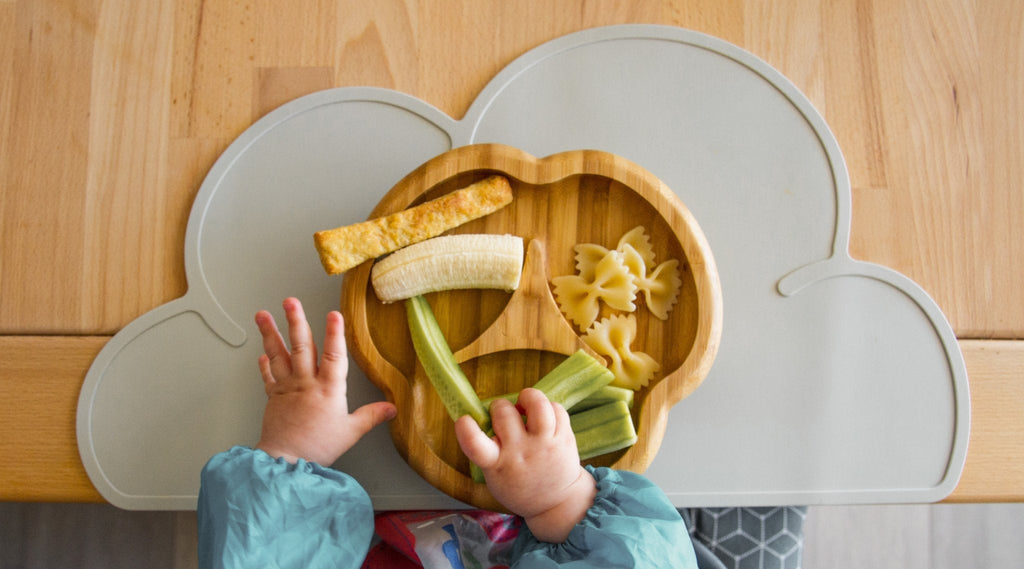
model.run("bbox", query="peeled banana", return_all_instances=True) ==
[371,234,524,303]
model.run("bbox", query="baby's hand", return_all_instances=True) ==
[455,388,596,543]
[254,298,397,465]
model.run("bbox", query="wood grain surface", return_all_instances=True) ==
[1,0,1021,503]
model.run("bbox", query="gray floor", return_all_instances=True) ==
[803,503,1024,569]
[0,503,196,569]
[2,502,1023,568]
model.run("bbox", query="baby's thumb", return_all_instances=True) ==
[350,401,398,435]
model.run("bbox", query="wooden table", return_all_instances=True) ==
[1,0,1021,503]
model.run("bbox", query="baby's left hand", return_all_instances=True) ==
[254,298,397,465]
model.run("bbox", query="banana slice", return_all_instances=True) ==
[371,234,524,303]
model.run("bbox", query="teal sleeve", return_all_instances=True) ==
[197,446,374,569]
[509,466,698,569]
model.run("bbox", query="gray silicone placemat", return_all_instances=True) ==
[78,25,968,510]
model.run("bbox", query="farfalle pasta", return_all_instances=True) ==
[583,314,660,390]
[619,243,683,321]
[552,225,683,390]
[553,225,682,328]
[551,249,637,329]
[616,226,656,268]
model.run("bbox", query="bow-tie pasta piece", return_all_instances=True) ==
[552,248,638,330]
[616,226,656,268]
[573,227,655,280]
[620,244,683,321]
[573,243,613,281]
[554,226,682,326]
[583,314,660,390]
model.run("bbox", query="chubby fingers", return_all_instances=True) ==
[454,415,499,469]
[319,310,348,386]
[255,309,289,389]
[517,388,557,436]
[348,401,398,437]
[551,398,576,448]
[282,298,317,377]
[489,397,527,445]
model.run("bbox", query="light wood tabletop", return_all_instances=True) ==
[1,1,1021,503]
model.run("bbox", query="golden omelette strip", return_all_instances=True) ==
[313,175,513,275]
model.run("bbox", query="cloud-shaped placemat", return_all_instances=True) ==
[77,25,968,510]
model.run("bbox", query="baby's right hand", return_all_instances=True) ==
[454,388,596,543]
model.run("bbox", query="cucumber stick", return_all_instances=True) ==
[567,385,635,413]
[480,349,614,410]
[406,295,490,431]
[570,400,638,460]
[533,350,615,409]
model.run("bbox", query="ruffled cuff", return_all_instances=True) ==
[510,466,698,569]
[198,446,374,569]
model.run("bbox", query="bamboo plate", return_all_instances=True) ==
[342,144,722,510]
